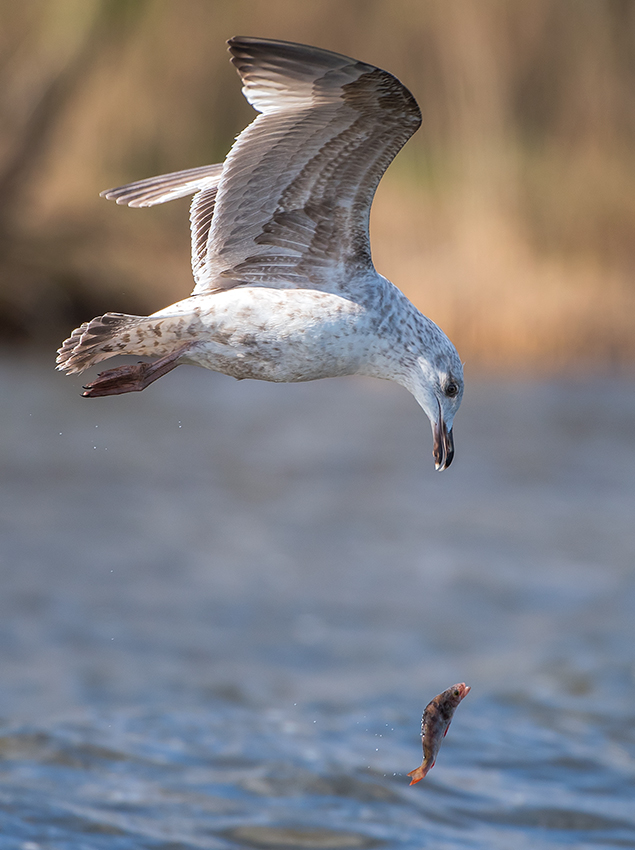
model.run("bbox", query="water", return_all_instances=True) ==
[1,353,634,849]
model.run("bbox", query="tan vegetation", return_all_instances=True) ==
[1,0,634,371]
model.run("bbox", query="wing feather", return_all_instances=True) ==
[101,163,223,208]
[189,185,219,286]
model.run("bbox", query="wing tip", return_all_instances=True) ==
[227,35,358,71]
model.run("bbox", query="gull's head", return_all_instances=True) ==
[410,339,464,472]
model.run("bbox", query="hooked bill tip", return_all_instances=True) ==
[433,421,454,471]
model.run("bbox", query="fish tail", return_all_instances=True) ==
[407,765,429,785]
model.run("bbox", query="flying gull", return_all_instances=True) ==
[57,37,463,470]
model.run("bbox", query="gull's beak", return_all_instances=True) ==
[433,410,454,471]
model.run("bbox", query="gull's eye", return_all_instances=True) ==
[445,382,459,398]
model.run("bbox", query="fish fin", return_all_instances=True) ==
[407,765,428,785]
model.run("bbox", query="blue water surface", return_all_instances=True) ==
[0,354,634,849]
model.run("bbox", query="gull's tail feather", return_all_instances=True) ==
[56,313,149,375]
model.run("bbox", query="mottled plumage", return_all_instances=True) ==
[408,682,471,784]
[56,36,464,469]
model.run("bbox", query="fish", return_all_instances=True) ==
[407,682,471,784]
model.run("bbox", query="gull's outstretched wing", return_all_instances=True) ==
[193,37,421,295]
[100,163,223,208]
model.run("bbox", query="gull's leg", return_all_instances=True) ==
[82,344,191,398]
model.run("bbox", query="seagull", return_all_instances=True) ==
[57,36,463,470]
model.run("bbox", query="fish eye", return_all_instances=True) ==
[453,690,460,696]
[445,381,459,398]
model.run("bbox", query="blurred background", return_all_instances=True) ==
[1,0,634,371]
[1,3,635,848]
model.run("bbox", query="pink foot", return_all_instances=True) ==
[82,345,190,397]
